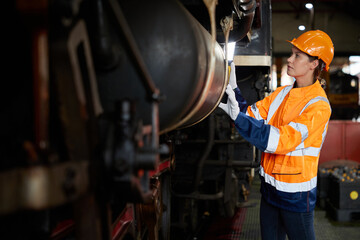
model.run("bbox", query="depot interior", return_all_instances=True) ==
[2,0,360,239]
[269,1,360,119]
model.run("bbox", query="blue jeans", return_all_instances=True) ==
[260,197,315,240]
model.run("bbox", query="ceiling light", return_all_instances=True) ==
[298,25,306,31]
[305,3,313,9]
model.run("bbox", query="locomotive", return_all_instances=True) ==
[0,0,271,239]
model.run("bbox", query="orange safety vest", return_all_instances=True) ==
[247,80,331,212]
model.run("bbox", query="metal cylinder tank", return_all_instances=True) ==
[95,0,226,133]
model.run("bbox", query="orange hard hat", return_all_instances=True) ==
[288,30,334,71]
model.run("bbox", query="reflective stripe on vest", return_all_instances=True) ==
[285,146,321,157]
[249,103,264,120]
[265,126,280,153]
[299,96,330,115]
[289,122,308,142]
[286,119,329,157]
[259,166,318,192]
[266,85,293,123]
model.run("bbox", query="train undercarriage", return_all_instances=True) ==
[1,0,271,239]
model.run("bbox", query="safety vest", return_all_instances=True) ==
[247,81,331,212]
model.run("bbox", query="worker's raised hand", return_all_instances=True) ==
[229,61,237,90]
[218,84,240,121]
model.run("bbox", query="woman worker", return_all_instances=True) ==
[219,30,334,240]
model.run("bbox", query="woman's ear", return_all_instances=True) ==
[311,59,319,70]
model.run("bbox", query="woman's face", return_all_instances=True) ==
[287,47,318,85]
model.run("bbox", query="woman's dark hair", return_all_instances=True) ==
[307,54,326,89]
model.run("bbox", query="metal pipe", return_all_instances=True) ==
[217,0,256,43]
